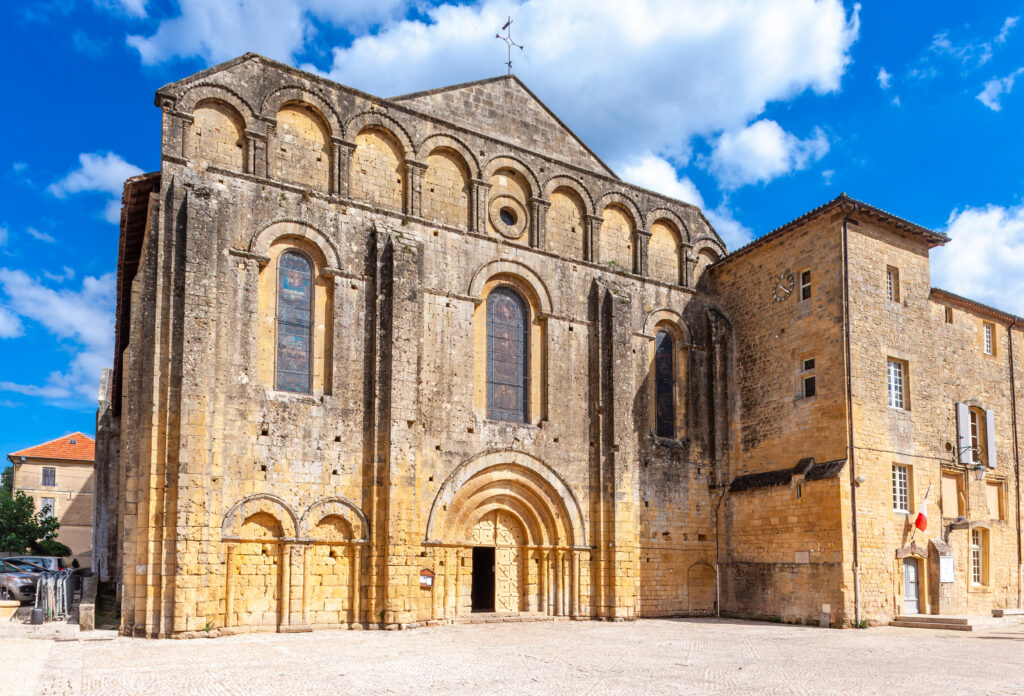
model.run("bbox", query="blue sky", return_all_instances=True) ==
[0,0,1023,459]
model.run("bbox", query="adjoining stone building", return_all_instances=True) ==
[93,53,1023,637]
[8,432,96,566]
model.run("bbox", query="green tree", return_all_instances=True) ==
[0,490,71,557]
[0,464,12,495]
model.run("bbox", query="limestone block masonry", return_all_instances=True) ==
[94,53,1024,637]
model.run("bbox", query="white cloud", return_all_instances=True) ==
[997,16,1019,44]
[0,269,115,404]
[616,153,751,249]
[619,154,704,208]
[877,66,892,89]
[822,169,835,185]
[977,67,1024,111]
[43,267,76,283]
[27,228,56,244]
[49,152,142,198]
[708,119,829,189]
[126,0,412,65]
[931,204,1024,316]
[48,152,142,225]
[892,95,901,107]
[96,0,148,18]
[0,307,24,339]
[128,0,859,167]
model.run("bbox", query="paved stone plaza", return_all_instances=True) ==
[6,618,1024,695]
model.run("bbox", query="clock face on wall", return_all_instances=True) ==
[772,272,795,302]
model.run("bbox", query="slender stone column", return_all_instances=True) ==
[570,550,578,618]
[351,543,362,625]
[554,550,562,616]
[279,543,291,630]
[224,542,236,628]
[585,215,603,263]
[406,160,427,217]
[470,180,490,233]
[529,197,550,249]
[333,139,355,199]
[540,549,548,615]
[301,545,311,626]
[636,230,651,276]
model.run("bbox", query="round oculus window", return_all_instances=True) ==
[499,207,518,226]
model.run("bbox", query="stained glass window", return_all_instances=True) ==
[276,251,313,393]
[487,287,528,422]
[655,330,675,438]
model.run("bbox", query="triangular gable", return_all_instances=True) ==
[391,75,617,178]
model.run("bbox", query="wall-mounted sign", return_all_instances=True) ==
[419,569,435,589]
[940,556,955,583]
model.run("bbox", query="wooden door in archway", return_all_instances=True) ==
[472,510,525,613]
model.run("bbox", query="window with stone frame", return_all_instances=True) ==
[799,357,816,399]
[969,407,989,466]
[275,250,314,393]
[654,330,676,438]
[892,464,910,513]
[983,322,995,356]
[799,269,812,301]
[39,497,55,518]
[887,358,907,409]
[41,466,56,487]
[986,481,1005,521]
[886,266,900,302]
[971,528,988,586]
[486,286,529,423]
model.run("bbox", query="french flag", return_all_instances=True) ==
[914,491,929,532]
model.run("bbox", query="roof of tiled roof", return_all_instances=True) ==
[713,194,950,268]
[930,288,1024,325]
[8,432,95,462]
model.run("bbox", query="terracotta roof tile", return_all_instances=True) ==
[8,432,95,462]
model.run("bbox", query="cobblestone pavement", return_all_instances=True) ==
[10,618,1024,696]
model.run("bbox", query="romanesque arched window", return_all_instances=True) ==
[654,330,675,438]
[276,250,313,393]
[487,286,529,422]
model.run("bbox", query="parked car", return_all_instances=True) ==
[0,560,38,602]
[2,559,46,574]
[3,556,67,572]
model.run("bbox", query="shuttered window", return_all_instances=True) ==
[41,467,55,487]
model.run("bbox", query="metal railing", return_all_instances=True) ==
[33,570,75,621]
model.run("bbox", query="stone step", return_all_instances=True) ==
[992,609,1024,617]
[889,620,973,631]
[894,615,970,625]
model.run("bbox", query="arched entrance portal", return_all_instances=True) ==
[425,451,588,619]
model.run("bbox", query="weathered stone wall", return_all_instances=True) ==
[844,217,1024,622]
[712,210,850,625]
[107,53,727,637]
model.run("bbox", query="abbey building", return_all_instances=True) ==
[93,54,1024,636]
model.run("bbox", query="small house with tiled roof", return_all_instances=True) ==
[8,432,96,565]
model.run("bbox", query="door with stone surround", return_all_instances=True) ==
[471,510,525,613]
[903,557,919,615]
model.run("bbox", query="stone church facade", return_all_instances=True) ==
[93,54,1024,637]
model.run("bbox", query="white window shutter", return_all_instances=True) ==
[957,402,972,464]
[986,409,997,468]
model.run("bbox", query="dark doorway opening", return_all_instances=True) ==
[471,546,495,612]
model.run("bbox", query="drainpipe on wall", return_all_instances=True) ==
[841,217,861,625]
[1009,319,1022,608]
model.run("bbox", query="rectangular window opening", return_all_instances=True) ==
[945,306,954,324]
[887,359,907,410]
[892,464,910,513]
[799,356,816,399]
[971,529,984,586]
[799,270,812,301]
[983,322,995,356]
[886,266,900,302]
[41,467,56,487]
[40,497,55,517]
